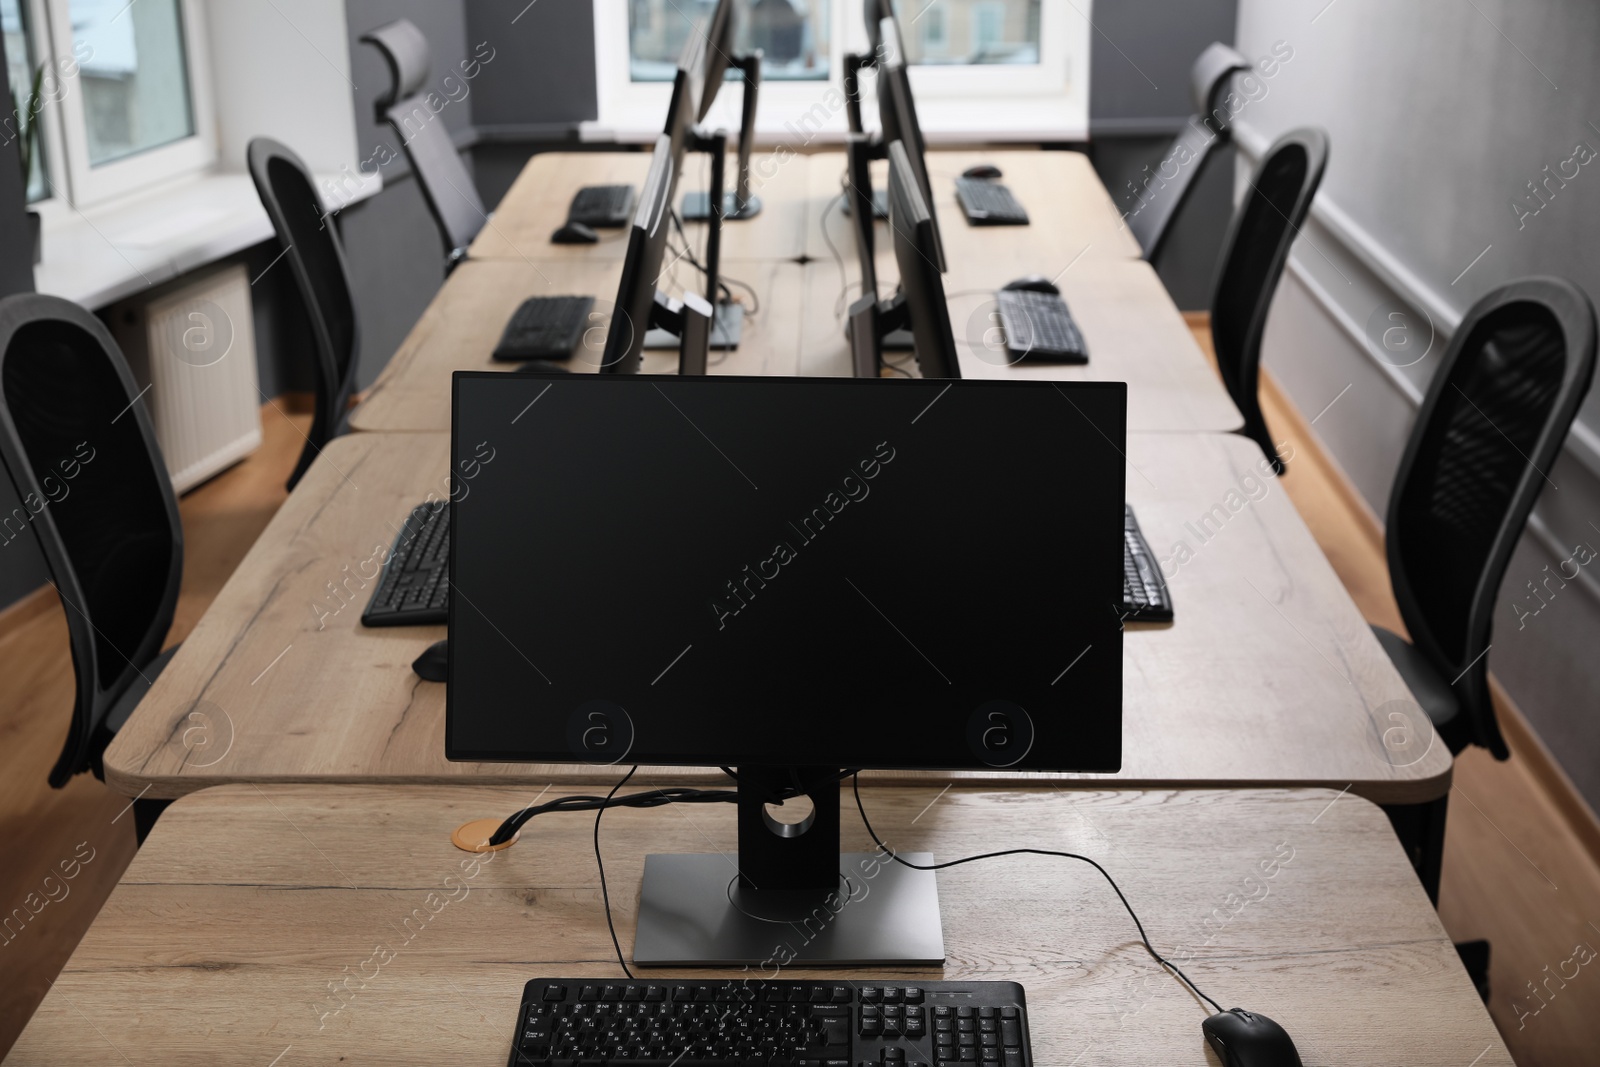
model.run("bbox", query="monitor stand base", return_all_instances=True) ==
[884,327,915,350]
[646,301,743,350]
[633,851,945,967]
[682,191,764,220]
[841,188,889,220]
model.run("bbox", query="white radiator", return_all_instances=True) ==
[115,264,262,493]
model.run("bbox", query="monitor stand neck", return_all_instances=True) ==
[681,56,764,223]
[647,288,713,375]
[844,51,875,136]
[685,128,745,350]
[632,766,945,967]
[728,53,763,220]
[847,290,908,378]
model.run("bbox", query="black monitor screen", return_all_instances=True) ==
[698,0,736,120]
[447,373,1125,772]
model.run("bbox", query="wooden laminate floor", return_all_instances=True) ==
[0,401,311,1058]
[4,339,1600,1063]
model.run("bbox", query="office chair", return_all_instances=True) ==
[1209,126,1329,475]
[247,137,360,492]
[1374,277,1595,997]
[362,19,487,270]
[1377,277,1596,761]
[0,294,183,843]
[1126,42,1251,268]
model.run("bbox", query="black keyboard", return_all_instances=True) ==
[954,178,1029,225]
[995,289,1088,363]
[570,184,637,228]
[509,979,1033,1067]
[493,296,595,362]
[1122,504,1173,622]
[361,503,449,627]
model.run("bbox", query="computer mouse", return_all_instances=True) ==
[551,221,600,245]
[1001,275,1060,296]
[962,163,1003,180]
[1201,1008,1302,1067]
[514,360,574,375]
[412,639,449,683]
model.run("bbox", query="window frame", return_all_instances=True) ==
[14,0,215,213]
[592,0,1086,142]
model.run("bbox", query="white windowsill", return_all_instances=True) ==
[34,169,382,310]
[580,93,1088,147]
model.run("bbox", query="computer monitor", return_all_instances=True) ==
[697,0,736,119]
[876,17,944,270]
[847,140,960,378]
[604,32,735,373]
[863,0,895,55]
[448,370,1126,965]
[682,0,765,222]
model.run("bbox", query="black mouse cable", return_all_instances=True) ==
[489,766,855,846]
[488,781,739,846]
[850,775,1226,1016]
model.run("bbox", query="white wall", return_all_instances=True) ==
[1232,0,1600,808]
[203,0,362,175]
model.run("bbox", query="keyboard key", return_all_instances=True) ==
[544,984,568,1001]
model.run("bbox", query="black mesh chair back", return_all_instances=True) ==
[362,19,486,267]
[0,294,182,788]
[1209,126,1329,474]
[247,137,360,490]
[1127,42,1250,267]
[1387,277,1596,758]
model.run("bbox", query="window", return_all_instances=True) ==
[0,0,212,210]
[1,0,48,202]
[628,0,831,82]
[72,0,195,165]
[595,0,1085,141]
[918,4,947,53]
[901,0,1039,65]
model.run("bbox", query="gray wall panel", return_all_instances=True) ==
[1086,0,1240,310]
[465,0,599,130]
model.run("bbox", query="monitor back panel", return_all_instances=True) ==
[448,374,1125,772]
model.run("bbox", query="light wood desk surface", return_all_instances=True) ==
[103,430,1449,803]
[353,255,1237,435]
[5,784,1508,1066]
[798,258,1242,433]
[467,150,812,264]
[805,149,1143,267]
[350,258,810,433]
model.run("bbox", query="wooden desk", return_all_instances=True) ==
[805,149,1143,267]
[5,784,1509,1066]
[103,431,1450,803]
[798,258,1242,432]
[468,150,812,264]
[350,258,810,433]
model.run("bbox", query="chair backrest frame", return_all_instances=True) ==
[247,136,360,489]
[1209,126,1329,474]
[0,293,183,786]
[361,18,487,264]
[1386,276,1597,758]
[1127,42,1251,266]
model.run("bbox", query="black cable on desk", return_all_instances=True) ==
[849,774,1225,1015]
